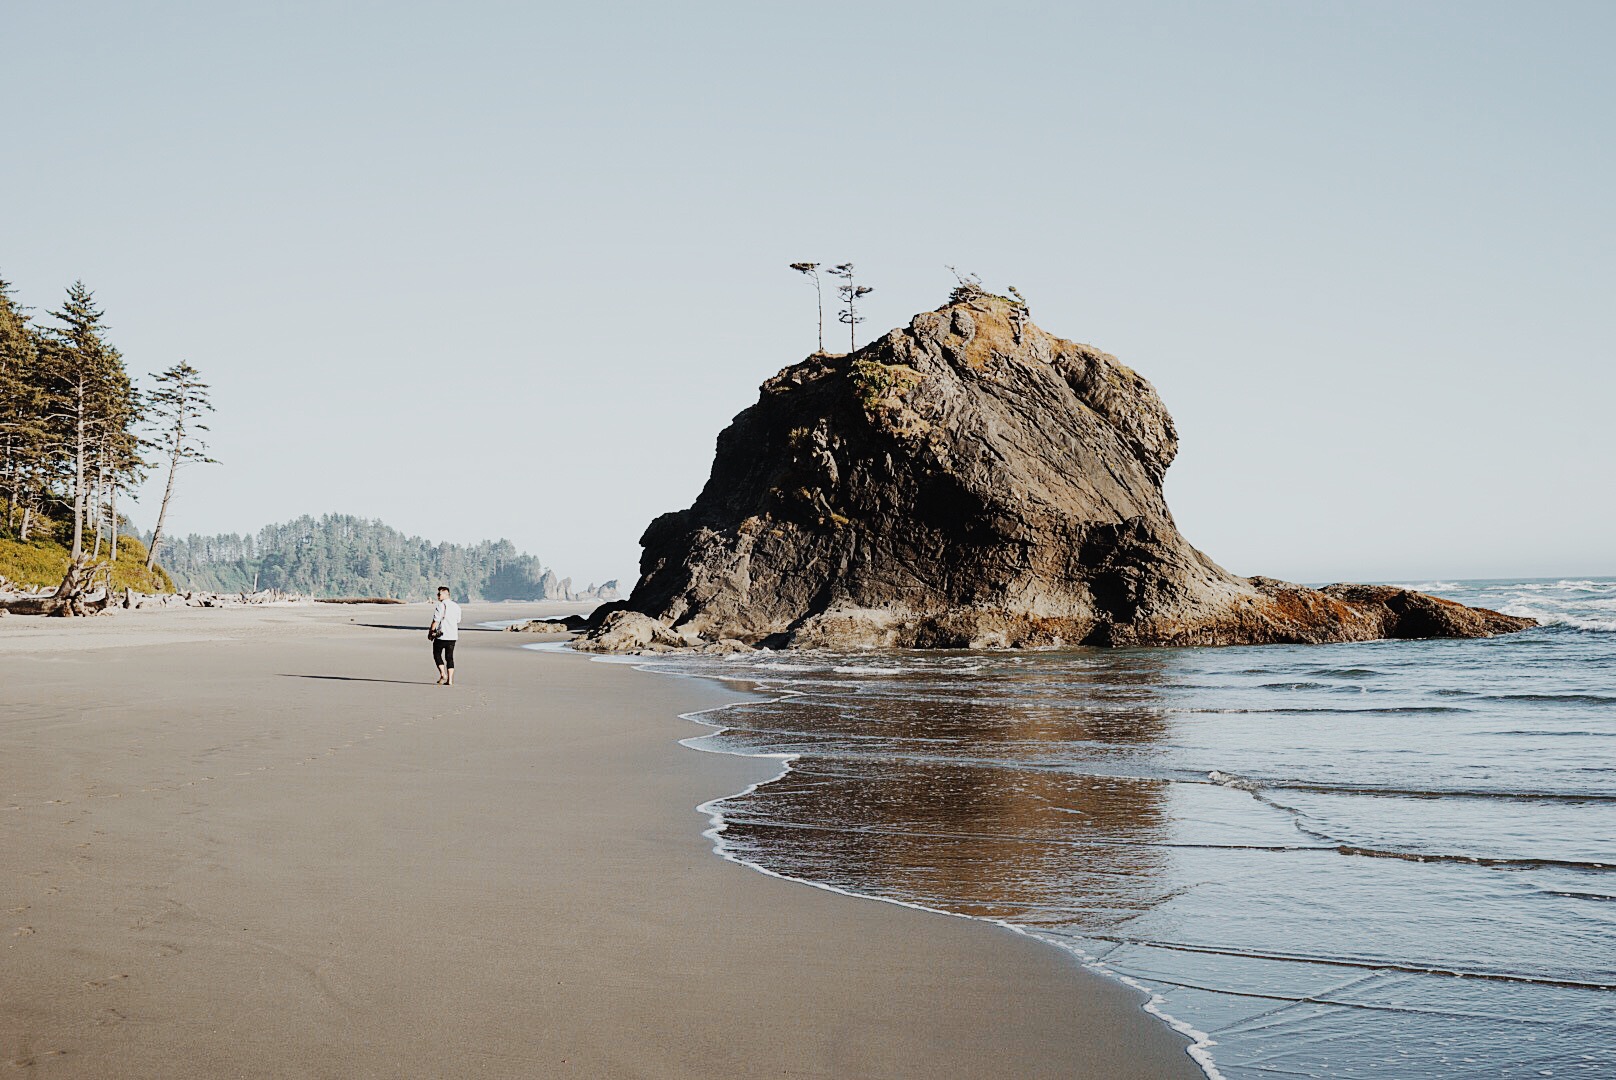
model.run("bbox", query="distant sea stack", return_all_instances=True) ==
[596,287,1533,650]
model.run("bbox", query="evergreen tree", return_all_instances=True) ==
[827,263,873,352]
[789,262,825,353]
[38,282,139,562]
[144,361,216,569]
[0,277,46,538]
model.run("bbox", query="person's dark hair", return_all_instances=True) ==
[437,585,450,595]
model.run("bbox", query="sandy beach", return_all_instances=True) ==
[1,603,1196,1078]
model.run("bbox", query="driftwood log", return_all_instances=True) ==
[0,558,115,617]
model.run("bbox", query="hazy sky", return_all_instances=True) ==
[3,1,1611,586]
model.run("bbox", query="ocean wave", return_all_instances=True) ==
[1190,705,1471,715]
[1538,888,1616,902]
[1082,936,1616,991]
[1305,667,1385,678]
[1498,604,1616,632]
[1507,579,1616,592]
[1333,845,1612,872]
[831,665,909,675]
[1490,692,1616,705]
[1208,769,1261,792]
[1208,770,1616,803]
[1385,581,1462,591]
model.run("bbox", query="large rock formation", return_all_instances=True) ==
[531,572,620,603]
[600,288,1532,650]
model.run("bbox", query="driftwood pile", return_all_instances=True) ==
[0,565,315,617]
[0,559,116,617]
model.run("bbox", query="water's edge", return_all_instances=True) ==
[637,651,1224,1080]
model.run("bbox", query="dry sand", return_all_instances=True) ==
[2,603,1197,1078]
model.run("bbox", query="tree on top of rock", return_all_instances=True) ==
[789,263,825,354]
[945,266,985,304]
[827,263,872,352]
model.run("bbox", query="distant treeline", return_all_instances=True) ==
[158,514,560,601]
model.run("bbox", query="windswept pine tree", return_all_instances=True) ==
[789,262,825,353]
[826,263,872,351]
[144,361,216,570]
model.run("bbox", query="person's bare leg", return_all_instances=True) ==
[436,662,447,685]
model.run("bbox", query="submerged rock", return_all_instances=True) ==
[583,289,1533,652]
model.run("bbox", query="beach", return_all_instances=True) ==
[1,603,1195,1078]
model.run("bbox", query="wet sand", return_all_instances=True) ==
[1,603,1197,1078]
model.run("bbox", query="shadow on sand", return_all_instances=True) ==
[278,674,436,686]
[353,623,499,632]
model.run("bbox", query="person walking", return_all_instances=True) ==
[429,585,461,686]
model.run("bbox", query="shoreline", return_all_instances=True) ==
[2,602,1198,1077]
[617,655,1222,1079]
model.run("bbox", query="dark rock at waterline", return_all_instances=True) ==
[588,289,1534,652]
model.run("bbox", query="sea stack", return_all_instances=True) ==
[592,286,1533,650]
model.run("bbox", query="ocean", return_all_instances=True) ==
[618,578,1616,1079]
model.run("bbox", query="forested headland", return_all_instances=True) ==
[158,514,617,603]
[0,273,204,598]
[2,271,612,608]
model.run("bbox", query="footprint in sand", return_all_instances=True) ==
[13,925,35,936]
[10,1050,68,1067]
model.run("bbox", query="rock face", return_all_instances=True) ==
[602,289,1533,651]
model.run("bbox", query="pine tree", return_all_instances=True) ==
[144,361,216,569]
[39,282,137,563]
[827,263,873,352]
[0,276,44,538]
[789,263,825,353]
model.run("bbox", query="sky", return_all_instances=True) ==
[2,1,1611,586]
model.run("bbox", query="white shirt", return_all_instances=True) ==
[432,599,462,640]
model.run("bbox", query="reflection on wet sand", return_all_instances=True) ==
[706,656,1177,931]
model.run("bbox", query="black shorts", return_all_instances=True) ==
[433,637,457,668]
